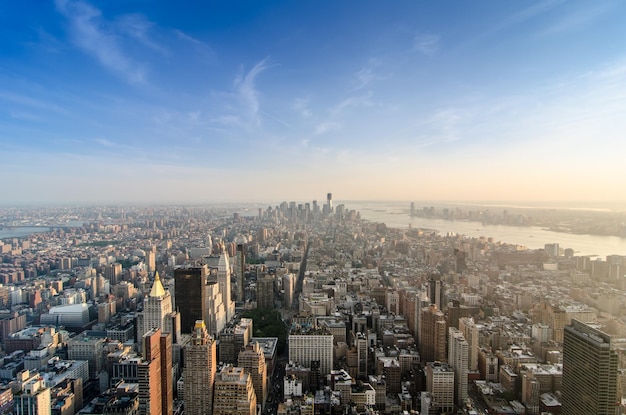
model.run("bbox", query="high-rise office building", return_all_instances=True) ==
[420,304,447,363]
[204,281,226,336]
[139,328,173,415]
[217,252,235,322]
[288,328,333,376]
[206,235,213,256]
[219,318,253,364]
[256,272,274,309]
[238,342,268,408]
[478,347,498,382]
[428,274,443,310]
[425,362,454,414]
[448,327,469,405]
[212,365,257,415]
[145,251,156,274]
[183,320,217,415]
[13,375,51,415]
[235,242,246,302]
[137,272,180,342]
[174,266,207,333]
[459,317,479,371]
[562,320,619,415]
[326,192,333,213]
[283,273,295,309]
[105,263,123,285]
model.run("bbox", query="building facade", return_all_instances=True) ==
[448,327,469,405]
[238,342,268,408]
[183,320,217,415]
[174,266,207,334]
[288,329,333,376]
[562,320,619,415]
[212,366,257,415]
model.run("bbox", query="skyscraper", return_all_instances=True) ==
[105,263,122,285]
[235,241,246,302]
[13,376,51,415]
[204,281,226,336]
[326,192,333,213]
[425,362,454,414]
[145,251,156,274]
[459,317,479,371]
[212,365,257,415]
[448,327,469,405]
[428,274,443,310]
[288,328,334,376]
[256,272,274,309]
[420,304,447,363]
[174,266,207,333]
[238,342,268,408]
[217,252,235,322]
[139,328,173,415]
[283,273,295,309]
[562,319,619,415]
[183,320,217,415]
[137,272,179,341]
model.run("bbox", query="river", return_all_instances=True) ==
[0,226,52,239]
[347,201,626,258]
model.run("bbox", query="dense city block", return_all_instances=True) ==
[1,198,626,415]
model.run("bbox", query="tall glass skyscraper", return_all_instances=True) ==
[174,266,207,333]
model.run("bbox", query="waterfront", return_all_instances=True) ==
[349,201,626,258]
[3,202,626,258]
[0,226,52,239]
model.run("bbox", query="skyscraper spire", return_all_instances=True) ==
[149,271,167,298]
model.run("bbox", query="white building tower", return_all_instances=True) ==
[218,252,235,322]
[448,327,469,405]
[204,281,227,336]
[137,272,180,341]
[459,317,479,371]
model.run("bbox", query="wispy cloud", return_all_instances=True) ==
[233,57,271,126]
[174,29,215,60]
[93,138,139,152]
[9,111,46,122]
[330,93,374,117]
[115,14,165,54]
[260,110,291,128]
[0,91,69,115]
[470,0,564,44]
[539,2,617,36]
[26,28,65,54]
[314,121,342,136]
[353,59,384,89]
[55,0,149,84]
[414,34,440,55]
[294,97,312,117]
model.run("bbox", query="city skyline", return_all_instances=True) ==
[2,1,626,204]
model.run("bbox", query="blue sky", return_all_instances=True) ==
[2,0,626,204]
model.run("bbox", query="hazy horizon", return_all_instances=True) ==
[3,199,626,213]
[2,1,626,205]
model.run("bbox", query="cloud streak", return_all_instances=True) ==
[539,2,617,36]
[330,93,374,117]
[55,0,148,84]
[0,91,69,115]
[314,121,342,136]
[233,58,271,127]
[414,34,440,55]
[353,59,384,89]
[294,97,312,117]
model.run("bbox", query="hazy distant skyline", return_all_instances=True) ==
[2,1,626,204]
